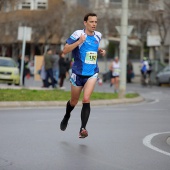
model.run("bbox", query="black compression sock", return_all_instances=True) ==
[64,100,75,119]
[80,103,90,130]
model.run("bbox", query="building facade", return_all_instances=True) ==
[0,0,64,59]
[0,0,169,62]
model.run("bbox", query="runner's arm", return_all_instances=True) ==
[63,42,80,54]
[63,34,86,54]
[98,48,106,56]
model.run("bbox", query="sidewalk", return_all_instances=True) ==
[0,96,144,108]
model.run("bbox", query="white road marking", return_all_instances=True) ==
[143,132,170,157]
[149,99,159,104]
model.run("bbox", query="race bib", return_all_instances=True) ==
[85,51,97,64]
[113,68,120,76]
[114,68,120,74]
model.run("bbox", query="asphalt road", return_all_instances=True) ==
[0,81,170,170]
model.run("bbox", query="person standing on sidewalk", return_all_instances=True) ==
[109,56,120,93]
[127,60,134,83]
[58,52,67,89]
[44,48,55,88]
[60,13,106,138]
[18,55,29,86]
[52,52,59,87]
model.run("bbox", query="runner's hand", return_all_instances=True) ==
[99,49,106,56]
[77,34,86,45]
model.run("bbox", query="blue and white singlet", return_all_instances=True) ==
[66,29,102,76]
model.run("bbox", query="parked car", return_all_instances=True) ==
[0,57,20,85]
[156,66,170,86]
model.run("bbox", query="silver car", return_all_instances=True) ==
[156,66,170,86]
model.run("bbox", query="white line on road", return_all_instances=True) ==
[143,132,170,157]
[149,99,159,104]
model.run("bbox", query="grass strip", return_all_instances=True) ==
[0,89,139,101]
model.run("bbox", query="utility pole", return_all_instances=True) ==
[18,26,32,86]
[119,0,129,98]
[20,26,27,86]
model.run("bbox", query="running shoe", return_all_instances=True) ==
[60,116,69,131]
[79,128,88,138]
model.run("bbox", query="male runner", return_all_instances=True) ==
[60,13,106,138]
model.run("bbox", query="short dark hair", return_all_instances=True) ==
[47,48,52,52]
[84,13,97,22]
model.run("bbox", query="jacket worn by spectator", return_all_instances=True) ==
[44,54,53,70]
[59,57,67,78]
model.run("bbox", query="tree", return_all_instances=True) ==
[0,0,21,12]
[29,0,66,54]
[148,0,170,63]
[0,0,66,57]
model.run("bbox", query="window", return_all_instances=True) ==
[36,0,48,9]
[110,0,122,3]
[16,0,48,10]
[138,0,147,3]
[164,67,170,72]
[16,0,32,10]
[77,0,89,8]
[21,2,31,9]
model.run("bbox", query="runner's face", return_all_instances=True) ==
[84,16,97,33]
[115,57,118,62]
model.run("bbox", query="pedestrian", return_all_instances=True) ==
[60,13,106,138]
[140,57,152,85]
[52,52,59,87]
[147,58,152,79]
[109,59,113,87]
[44,48,55,88]
[39,59,46,88]
[18,55,29,86]
[109,56,120,93]
[58,52,67,89]
[140,57,149,85]
[65,57,71,79]
[127,60,134,83]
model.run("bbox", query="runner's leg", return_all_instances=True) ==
[111,77,115,86]
[111,77,116,92]
[115,77,119,92]
[60,84,82,131]
[70,85,82,106]
[80,78,97,130]
[66,84,82,119]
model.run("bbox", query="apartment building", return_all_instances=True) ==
[0,0,169,61]
[95,0,169,61]
[0,0,63,58]
[0,0,48,12]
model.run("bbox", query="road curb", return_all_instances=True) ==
[0,96,144,108]
[167,137,170,146]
